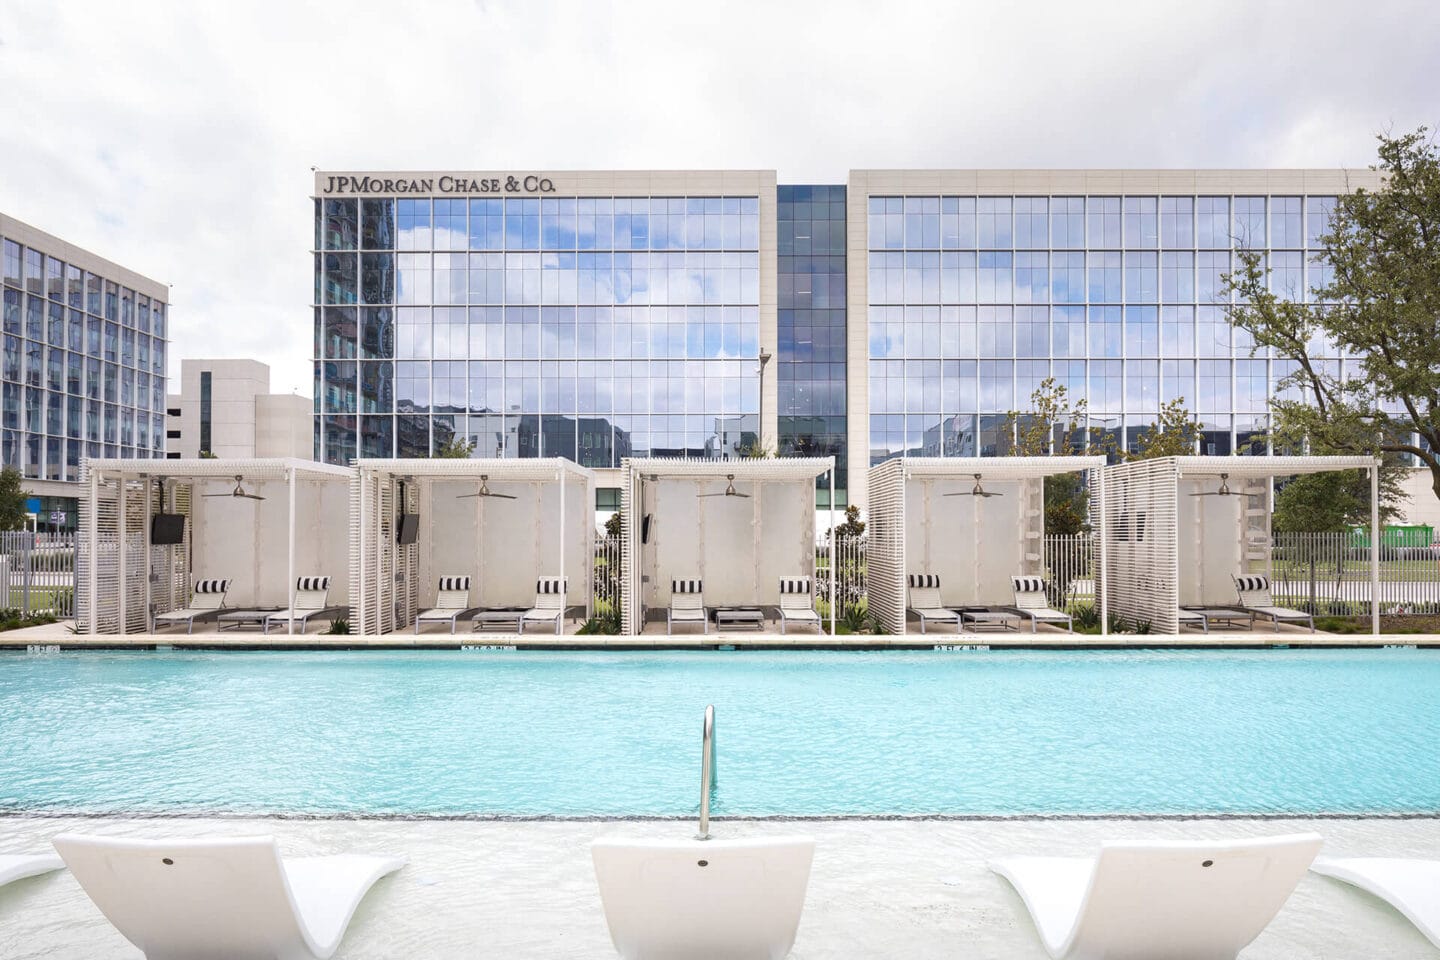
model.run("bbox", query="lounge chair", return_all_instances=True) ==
[777,577,822,634]
[1232,575,1315,632]
[668,579,706,635]
[0,852,64,887]
[1007,576,1074,633]
[907,574,961,634]
[990,832,1322,959]
[415,575,473,634]
[264,577,346,635]
[592,836,815,960]
[1311,857,1440,949]
[52,833,404,960]
[519,577,567,635]
[1177,608,1209,633]
[152,579,230,634]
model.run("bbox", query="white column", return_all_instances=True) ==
[829,465,836,635]
[117,472,127,635]
[357,469,367,635]
[1098,469,1109,636]
[559,466,566,627]
[287,467,297,636]
[87,468,98,635]
[1371,464,1380,636]
[143,475,152,633]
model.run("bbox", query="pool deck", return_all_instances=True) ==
[2,814,1437,958]
[2,619,1436,650]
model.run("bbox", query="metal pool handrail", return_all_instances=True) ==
[697,704,717,840]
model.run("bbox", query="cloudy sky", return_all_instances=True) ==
[1,0,1435,395]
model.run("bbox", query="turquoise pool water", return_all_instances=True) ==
[1,649,1437,817]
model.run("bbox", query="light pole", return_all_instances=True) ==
[757,348,772,454]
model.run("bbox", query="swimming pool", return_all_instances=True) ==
[1,649,1437,818]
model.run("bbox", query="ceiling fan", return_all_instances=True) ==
[1189,472,1249,497]
[202,476,265,502]
[457,475,516,500]
[697,474,751,499]
[944,474,1004,498]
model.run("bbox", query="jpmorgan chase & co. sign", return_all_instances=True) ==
[321,174,557,195]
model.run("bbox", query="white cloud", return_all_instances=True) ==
[0,0,1434,395]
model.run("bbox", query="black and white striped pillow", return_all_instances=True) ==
[779,577,811,594]
[536,577,567,594]
[438,576,471,591]
[1012,576,1047,593]
[1234,575,1270,592]
[194,579,229,594]
[908,574,940,588]
[297,576,329,591]
[671,579,703,594]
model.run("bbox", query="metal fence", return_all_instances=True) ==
[1044,533,1096,607]
[815,534,867,620]
[0,531,76,618]
[1271,531,1440,614]
[594,533,622,617]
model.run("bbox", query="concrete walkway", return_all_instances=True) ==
[1,815,1436,959]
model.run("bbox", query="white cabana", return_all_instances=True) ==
[77,458,354,634]
[351,458,595,635]
[620,457,837,635]
[1099,455,1381,635]
[866,456,1107,636]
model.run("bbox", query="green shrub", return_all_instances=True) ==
[324,618,351,636]
[1071,603,1100,630]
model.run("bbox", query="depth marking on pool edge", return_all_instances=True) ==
[4,810,1439,823]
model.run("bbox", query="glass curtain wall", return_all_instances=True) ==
[0,235,167,483]
[866,194,1337,463]
[315,196,762,465]
[778,185,846,506]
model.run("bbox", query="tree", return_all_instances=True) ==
[1223,127,1440,505]
[0,468,27,531]
[434,435,476,458]
[1001,378,1099,533]
[831,504,865,539]
[1271,458,1408,614]
[604,511,622,538]
[1123,398,1200,461]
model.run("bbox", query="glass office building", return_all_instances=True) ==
[0,213,168,528]
[313,169,1377,508]
[313,172,770,471]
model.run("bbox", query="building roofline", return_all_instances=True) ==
[0,212,170,301]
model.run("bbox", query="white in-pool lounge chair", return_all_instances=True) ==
[1232,575,1315,632]
[415,575,473,634]
[668,579,706,635]
[1007,576,1073,633]
[592,835,815,960]
[519,577,567,635]
[989,832,1322,960]
[264,577,346,635]
[152,579,231,634]
[907,574,960,634]
[0,853,64,888]
[1311,857,1440,949]
[52,833,404,960]
[777,577,822,635]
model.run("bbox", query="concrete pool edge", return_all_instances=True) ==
[5,811,1439,822]
[3,630,1439,650]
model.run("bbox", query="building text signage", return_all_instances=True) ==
[321,174,557,195]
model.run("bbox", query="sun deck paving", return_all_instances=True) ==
[2,618,1436,649]
[1,815,1436,958]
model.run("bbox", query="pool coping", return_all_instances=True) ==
[2,631,1437,651]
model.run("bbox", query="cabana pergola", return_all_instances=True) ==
[620,457,838,635]
[1100,455,1381,635]
[351,458,595,635]
[866,456,1107,636]
[77,458,354,634]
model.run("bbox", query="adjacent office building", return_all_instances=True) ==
[312,169,1381,509]
[1,213,169,528]
[166,358,311,460]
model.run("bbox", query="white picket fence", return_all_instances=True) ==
[0,531,76,618]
